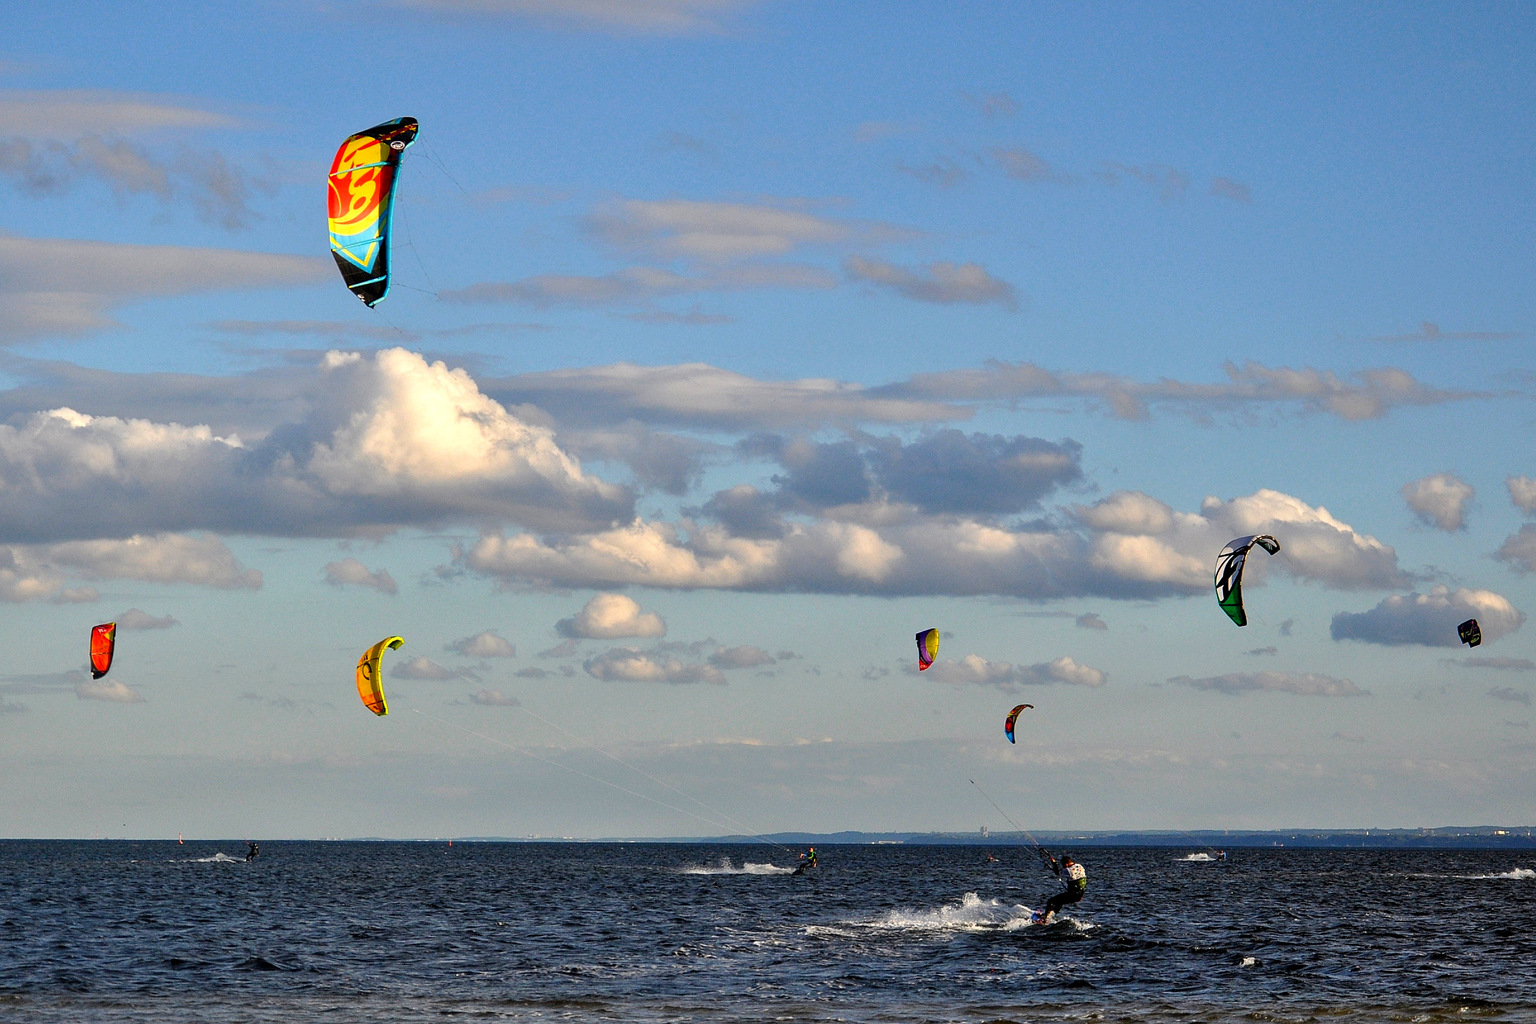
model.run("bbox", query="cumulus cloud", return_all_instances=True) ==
[76,676,144,703]
[1170,671,1367,697]
[468,688,519,707]
[462,487,1404,599]
[922,653,1106,689]
[0,233,324,343]
[583,647,724,684]
[114,608,177,630]
[845,256,1017,308]
[1496,525,1536,573]
[1331,586,1524,647]
[447,631,516,658]
[556,593,667,639]
[1402,473,1473,531]
[390,656,476,681]
[0,348,629,541]
[1507,476,1536,515]
[34,534,261,591]
[323,558,397,595]
[707,645,775,669]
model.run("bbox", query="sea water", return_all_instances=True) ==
[2,841,1533,1022]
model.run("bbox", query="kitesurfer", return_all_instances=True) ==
[245,841,259,862]
[1033,854,1086,924]
[793,846,817,874]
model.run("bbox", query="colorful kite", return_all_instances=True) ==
[89,622,116,680]
[1004,703,1033,743]
[916,628,940,670]
[328,116,419,307]
[1213,535,1280,627]
[356,636,404,716]
[1458,618,1482,648]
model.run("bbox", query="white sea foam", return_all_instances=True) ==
[1241,956,1257,967]
[679,857,793,876]
[850,891,1086,934]
[186,853,244,864]
[1463,867,1535,880]
[1178,853,1216,862]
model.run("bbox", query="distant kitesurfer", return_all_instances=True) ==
[245,841,259,862]
[1032,854,1086,924]
[1216,850,1227,862]
[793,846,817,875]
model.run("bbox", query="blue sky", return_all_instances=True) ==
[1,1,1533,840]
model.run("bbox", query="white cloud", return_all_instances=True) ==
[390,656,476,681]
[391,0,757,35]
[323,558,398,596]
[844,256,1017,307]
[556,593,667,638]
[583,647,725,684]
[468,688,519,707]
[115,608,177,630]
[75,676,144,703]
[1507,476,1536,515]
[589,199,865,262]
[42,534,262,590]
[0,233,324,342]
[1170,671,1367,697]
[1402,473,1473,531]
[708,645,775,669]
[1331,586,1524,647]
[922,653,1106,689]
[447,631,516,658]
[0,90,236,136]
[462,487,1404,599]
[0,348,630,540]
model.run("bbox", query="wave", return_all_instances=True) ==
[1463,867,1535,880]
[185,853,245,864]
[836,891,1091,934]
[679,857,793,876]
[1178,853,1217,862]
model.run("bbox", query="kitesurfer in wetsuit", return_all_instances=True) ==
[793,846,817,874]
[1034,855,1086,923]
[245,841,259,862]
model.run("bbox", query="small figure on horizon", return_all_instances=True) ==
[1032,854,1087,924]
[245,841,259,862]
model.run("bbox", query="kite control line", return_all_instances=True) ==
[968,778,1058,874]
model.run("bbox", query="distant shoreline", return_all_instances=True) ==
[17,827,1532,848]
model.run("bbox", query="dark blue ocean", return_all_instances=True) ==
[2,841,1533,1022]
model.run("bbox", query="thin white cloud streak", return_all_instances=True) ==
[114,608,178,630]
[922,653,1106,688]
[0,90,237,136]
[390,0,757,35]
[1169,671,1367,697]
[0,233,325,343]
[844,256,1017,308]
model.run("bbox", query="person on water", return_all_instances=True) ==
[245,841,259,862]
[1034,854,1086,924]
[799,846,817,869]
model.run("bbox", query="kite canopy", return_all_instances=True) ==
[356,636,404,716]
[1213,534,1280,627]
[1004,703,1033,743]
[89,622,116,680]
[916,628,940,670]
[1458,618,1482,648]
[328,116,418,307]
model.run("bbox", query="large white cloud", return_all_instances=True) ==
[0,348,630,541]
[1330,586,1524,647]
[461,487,1404,598]
[1402,473,1474,531]
[556,593,667,639]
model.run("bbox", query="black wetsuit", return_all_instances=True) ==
[1043,859,1086,918]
